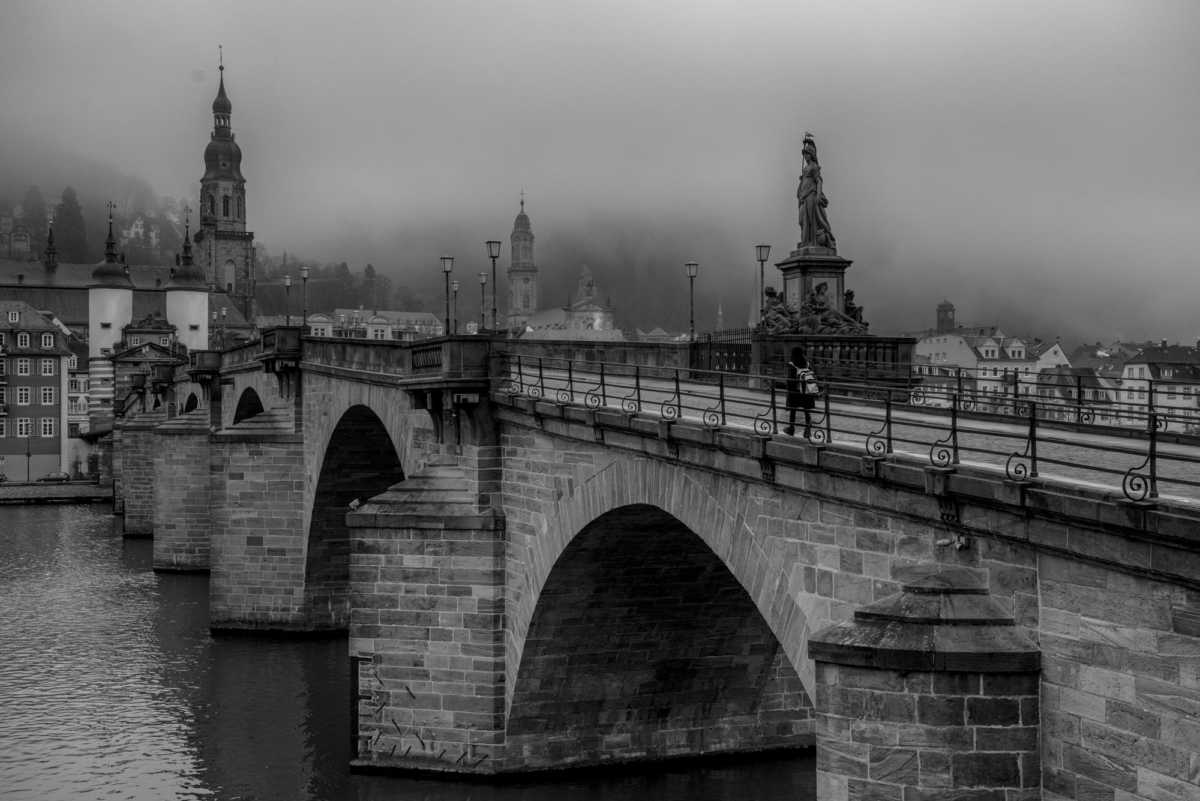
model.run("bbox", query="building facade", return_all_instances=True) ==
[0,301,70,480]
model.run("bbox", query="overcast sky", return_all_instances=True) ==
[2,1,1198,340]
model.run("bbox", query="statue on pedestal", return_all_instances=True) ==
[797,133,836,251]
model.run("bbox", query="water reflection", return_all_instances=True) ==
[0,505,815,800]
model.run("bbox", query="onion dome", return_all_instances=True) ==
[212,69,232,115]
[90,207,134,288]
[513,196,531,231]
[166,220,206,289]
[203,63,244,182]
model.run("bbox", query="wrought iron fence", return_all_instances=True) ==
[494,352,1200,504]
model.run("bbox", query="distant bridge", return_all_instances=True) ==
[110,330,1200,801]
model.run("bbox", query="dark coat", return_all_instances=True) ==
[786,363,817,410]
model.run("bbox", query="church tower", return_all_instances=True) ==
[506,196,538,332]
[195,54,255,320]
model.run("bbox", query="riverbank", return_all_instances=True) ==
[0,481,112,505]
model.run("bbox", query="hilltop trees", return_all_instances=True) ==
[56,187,90,262]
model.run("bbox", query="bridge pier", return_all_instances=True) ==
[209,431,313,632]
[347,456,506,773]
[810,567,1041,801]
[151,410,212,572]
[115,410,167,537]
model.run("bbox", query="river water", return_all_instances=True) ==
[0,505,816,801]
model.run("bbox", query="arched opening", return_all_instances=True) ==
[232,387,264,424]
[507,504,813,769]
[182,393,199,414]
[307,405,404,629]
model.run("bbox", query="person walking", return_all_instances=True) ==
[784,347,818,437]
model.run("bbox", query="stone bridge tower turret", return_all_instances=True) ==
[506,195,538,333]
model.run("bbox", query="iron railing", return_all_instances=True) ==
[494,352,1200,504]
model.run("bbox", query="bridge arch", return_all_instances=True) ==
[232,387,264,424]
[506,501,813,765]
[182,392,199,414]
[306,404,405,628]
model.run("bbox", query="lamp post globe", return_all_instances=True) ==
[283,273,292,327]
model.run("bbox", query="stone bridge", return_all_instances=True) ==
[113,331,1200,801]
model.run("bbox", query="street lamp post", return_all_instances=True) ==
[479,272,487,330]
[300,265,309,332]
[441,256,454,335]
[755,244,771,323]
[486,240,501,331]
[451,279,460,334]
[685,261,698,341]
[283,274,292,327]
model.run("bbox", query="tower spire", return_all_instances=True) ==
[104,201,117,262]
[43,218,57,270]
[181,208,193,265]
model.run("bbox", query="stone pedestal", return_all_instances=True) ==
[152,410,212,572]
[809,567,1041,801]
[776,246,853,314]
[347,456,506,775]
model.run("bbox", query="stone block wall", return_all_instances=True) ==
[816,665,1041,800]
[209,433,310,631]
[118,412,166,536]
[152,411,212,571]
[1039,554,1200,801]
[348,492,506,773]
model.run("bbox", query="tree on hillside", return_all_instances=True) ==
[21,185,47,247]
[56,187,90,262]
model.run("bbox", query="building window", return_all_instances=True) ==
[0,419,5,437]
[16,418,31,437]
[100,322,112,330]
[223,196,230,217]
[0,387,5,404]
[41,359,54,376]
[40,417,55,438]
[159,336,169,346]
[131,336,141,346]
[41,386,55,406]
[0,360,5,376]
[17,332,30,348]
[41,333,53,349]
[68,423,80,438]
[17,359,30,376]
[67,355,77,369]
[69,378,79,393]
[236,195,243,219]
[17,387,30,405]
[6,311,17,323]
[207,194,215,215]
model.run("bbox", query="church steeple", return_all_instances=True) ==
[197,49,255,319]
[506,193,538,331]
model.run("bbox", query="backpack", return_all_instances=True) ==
[798,367,819,395]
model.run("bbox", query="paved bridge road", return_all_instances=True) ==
[501,365,1200,506]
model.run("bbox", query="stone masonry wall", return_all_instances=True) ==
[118,412,166,536]
[209,433,310,631]
[349,506,506,773]
[1039,554,1200,801]
[817,664,1041,801]
[152,411,212,571]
